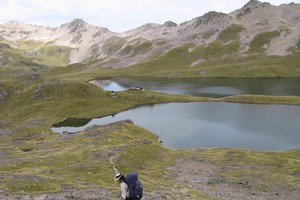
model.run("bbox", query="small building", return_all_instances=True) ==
[128,87,143,92]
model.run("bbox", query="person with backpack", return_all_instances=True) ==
[115,172,143,200]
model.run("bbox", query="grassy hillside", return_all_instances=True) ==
[16,40,71,66]
[95,28,300,78]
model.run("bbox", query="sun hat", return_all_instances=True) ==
[114,173,123,181]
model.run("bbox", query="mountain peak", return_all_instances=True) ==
[129,23,160,32]
[193,11,228,28]
[242,0,270,10]
[244,0,262,7]
[163,21,177,28]
[234,0,271,18]
[67,18,88,33]
[68,18,87,27]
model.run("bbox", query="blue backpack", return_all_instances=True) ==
[125,172,143,199]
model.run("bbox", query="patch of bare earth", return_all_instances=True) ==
[169,158,300,200]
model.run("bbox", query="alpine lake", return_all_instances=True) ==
[52,77,300,151]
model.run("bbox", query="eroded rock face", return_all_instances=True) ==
[68,18,87,34]
[163,21,178,28]
[193,12,229,28]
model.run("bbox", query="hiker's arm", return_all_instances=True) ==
[120,183,129,199]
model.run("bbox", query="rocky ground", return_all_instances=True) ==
[1,157,299,200]
[170,158,299,200]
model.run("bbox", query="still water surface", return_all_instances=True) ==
[92,77,300,97]
[52,102,300,151]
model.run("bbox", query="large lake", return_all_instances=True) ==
[52,78,300,151]
[52,102,300,151]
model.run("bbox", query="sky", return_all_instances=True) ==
[0,0,298,32]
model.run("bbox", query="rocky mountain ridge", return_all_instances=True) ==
[0,0,299,68]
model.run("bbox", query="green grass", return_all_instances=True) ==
[102,37,127,56]
[130,41,153,57]
[248,30,281,53]
[6,40,71,66]
[117,40,153,58]
[221,94,300,105]
[200,40,240,58]
[17,40,44,51]
[218,24,244,43]
[28,45,71,66]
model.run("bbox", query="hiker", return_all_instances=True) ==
[115,172,143,200]
[115,173,129,200]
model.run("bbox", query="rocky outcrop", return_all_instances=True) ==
[163,21,177,27]
[235,0,271,18]
[193,11,229,28]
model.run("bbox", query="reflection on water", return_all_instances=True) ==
[91,77,300,97]
[52,102,300,151]
[90,80,126,91]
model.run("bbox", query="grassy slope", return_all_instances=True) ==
[17,40,71,66]
[97,27,300,78]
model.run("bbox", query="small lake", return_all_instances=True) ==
[90,77,300,97]
[52,102,300,151]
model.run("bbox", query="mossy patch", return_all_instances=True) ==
[218,24,244,43]
[248,30,281,53]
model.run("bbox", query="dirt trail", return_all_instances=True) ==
[109,151,120,174]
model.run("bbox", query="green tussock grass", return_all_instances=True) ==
[117,40,153,58]
[102,37,127,56]
[130,41,153,57]
[17,40,44,51]
[15,40,71,66]
[28,45,71,66]
[221,94,300,105]
[218,24,245,43]
[248,30,281,53]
